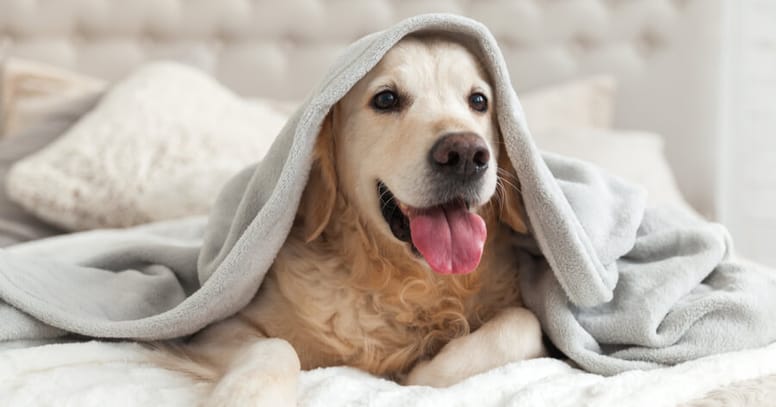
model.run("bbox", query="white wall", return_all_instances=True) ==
[720,0,776,266]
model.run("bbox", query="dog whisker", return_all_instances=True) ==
[499,179,520,194]
[496,173,521,194]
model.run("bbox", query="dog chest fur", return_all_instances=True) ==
[235,194,523,378]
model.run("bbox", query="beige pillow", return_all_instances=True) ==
[6,61,617,231]
[7,62,289,230]
[0,58,106,139]
[532,128,689,209]
[521,75,616,132]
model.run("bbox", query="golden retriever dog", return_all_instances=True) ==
[160,35,546,406]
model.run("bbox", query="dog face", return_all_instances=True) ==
[303,35,526,275]
[337,37,499,210]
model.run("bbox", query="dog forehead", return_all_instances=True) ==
[374,37,486,86]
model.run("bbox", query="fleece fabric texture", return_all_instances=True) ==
[0,14,774,375]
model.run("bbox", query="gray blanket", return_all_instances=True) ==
[1,14,775,376]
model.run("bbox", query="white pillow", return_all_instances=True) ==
[532,128,689,209]
[5,61,617,231]
[7,62,288,230]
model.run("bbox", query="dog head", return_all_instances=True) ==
[301,35,527,275]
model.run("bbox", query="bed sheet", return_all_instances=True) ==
[2,340,776,407]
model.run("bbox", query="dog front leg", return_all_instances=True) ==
[404,306,546,388]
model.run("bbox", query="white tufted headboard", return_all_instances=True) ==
[0,0,726,218]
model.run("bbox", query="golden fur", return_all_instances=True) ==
[156,36,544,406]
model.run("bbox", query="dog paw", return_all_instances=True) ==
[204,339,300,407]
[404,307,547,388]
[404,359,460,388]
[205,371,297,407]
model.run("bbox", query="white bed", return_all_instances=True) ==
[2,1,774,406]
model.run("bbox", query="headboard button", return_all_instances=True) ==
[572,34,598,53]
[639,30,666,56]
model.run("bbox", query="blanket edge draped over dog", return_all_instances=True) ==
[1,14,775,375]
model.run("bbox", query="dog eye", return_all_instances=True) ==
[468,93,488,112]
[372,90,400,111]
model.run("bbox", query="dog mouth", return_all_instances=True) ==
[378,181,487,275]
[378,182,414,245]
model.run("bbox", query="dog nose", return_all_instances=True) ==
[429,132,490,179]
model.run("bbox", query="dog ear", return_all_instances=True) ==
[300,112,338,243]
[496,149,528,234]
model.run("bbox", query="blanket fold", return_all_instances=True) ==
[1,13,774,375]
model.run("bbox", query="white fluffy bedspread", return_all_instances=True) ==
[2,340,775,407]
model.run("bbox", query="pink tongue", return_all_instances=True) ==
[408,204,487,275]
